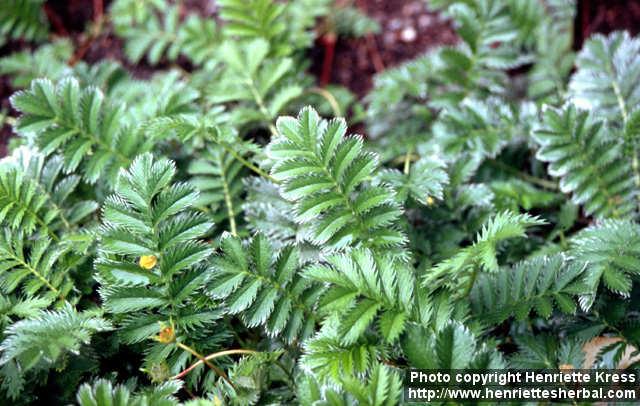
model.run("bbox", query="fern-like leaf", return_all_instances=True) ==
[177,15,220,69]
[374,156,449,205]
[0,304,111,372]
[268,107,405,252]
[470,254,588,324]
[423,211,545,296]
[0,39,72,88]
[207,39,302,127]
[0,230,73,301]
[300,321,383,384]
[110,0,181,64]
[218,0,287,54]
[0,167,59,237]
[534,105,635,219]
[340,363,402,406]
[210,233,322,343]
[401,321,505,369]
[570,220,640,297]
[304,249,414,344]
[188,145,245,235]
[10,78,146,184]
[569,31,640,124]
[510,334,585,369]
[96,153,216,344]
[0,0,48,42]
[76,378,182,406]
[8,148,99,233]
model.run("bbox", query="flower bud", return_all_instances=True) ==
[155,324,175,344]
[139,255,158,269]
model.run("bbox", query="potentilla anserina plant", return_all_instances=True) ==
[0,0,639,404]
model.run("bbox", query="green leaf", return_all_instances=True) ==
[269,107,405,253]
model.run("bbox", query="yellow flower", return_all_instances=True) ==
[155,324,175,344]
[139,255,158,269]
[214,396,222,406]
[426,196,435,206]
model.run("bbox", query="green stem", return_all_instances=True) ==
[11,253,65,301]
[608,63,640,211]
[6,190,61,242]
[307,87,342,117]
[55,118,131,166]
[558,230,567,250]
[633,154,640,194]
[320,164,371,246]
[611,80,628,123]
[35,214,60,243]
[463,266,479,297]
[403,146,414,175]
[245,79,278,136]
[233,268,316,321]
[218,142,279,184]
[31,181,71,231]
[216,153,238,236]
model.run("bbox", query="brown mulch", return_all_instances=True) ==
[310,0,457,97]
[1,0,640,153]
[577,0,640,44]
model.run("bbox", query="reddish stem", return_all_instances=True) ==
[320,32,337,86]
[172,349,257,381]
[43,4,69,36]
[354,0,384,72]
[93,0,103,21]
[364,33,385,72]
[581,0,590,45]
[68,0,104,66]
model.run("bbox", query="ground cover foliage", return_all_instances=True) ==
[1,0,640,404]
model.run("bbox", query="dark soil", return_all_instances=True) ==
[46,0,95,34]
[1,0,640,153]
[309,0,458,97]
[576,0,640,45]
[4,0,640,95]
[11,0,460,97]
